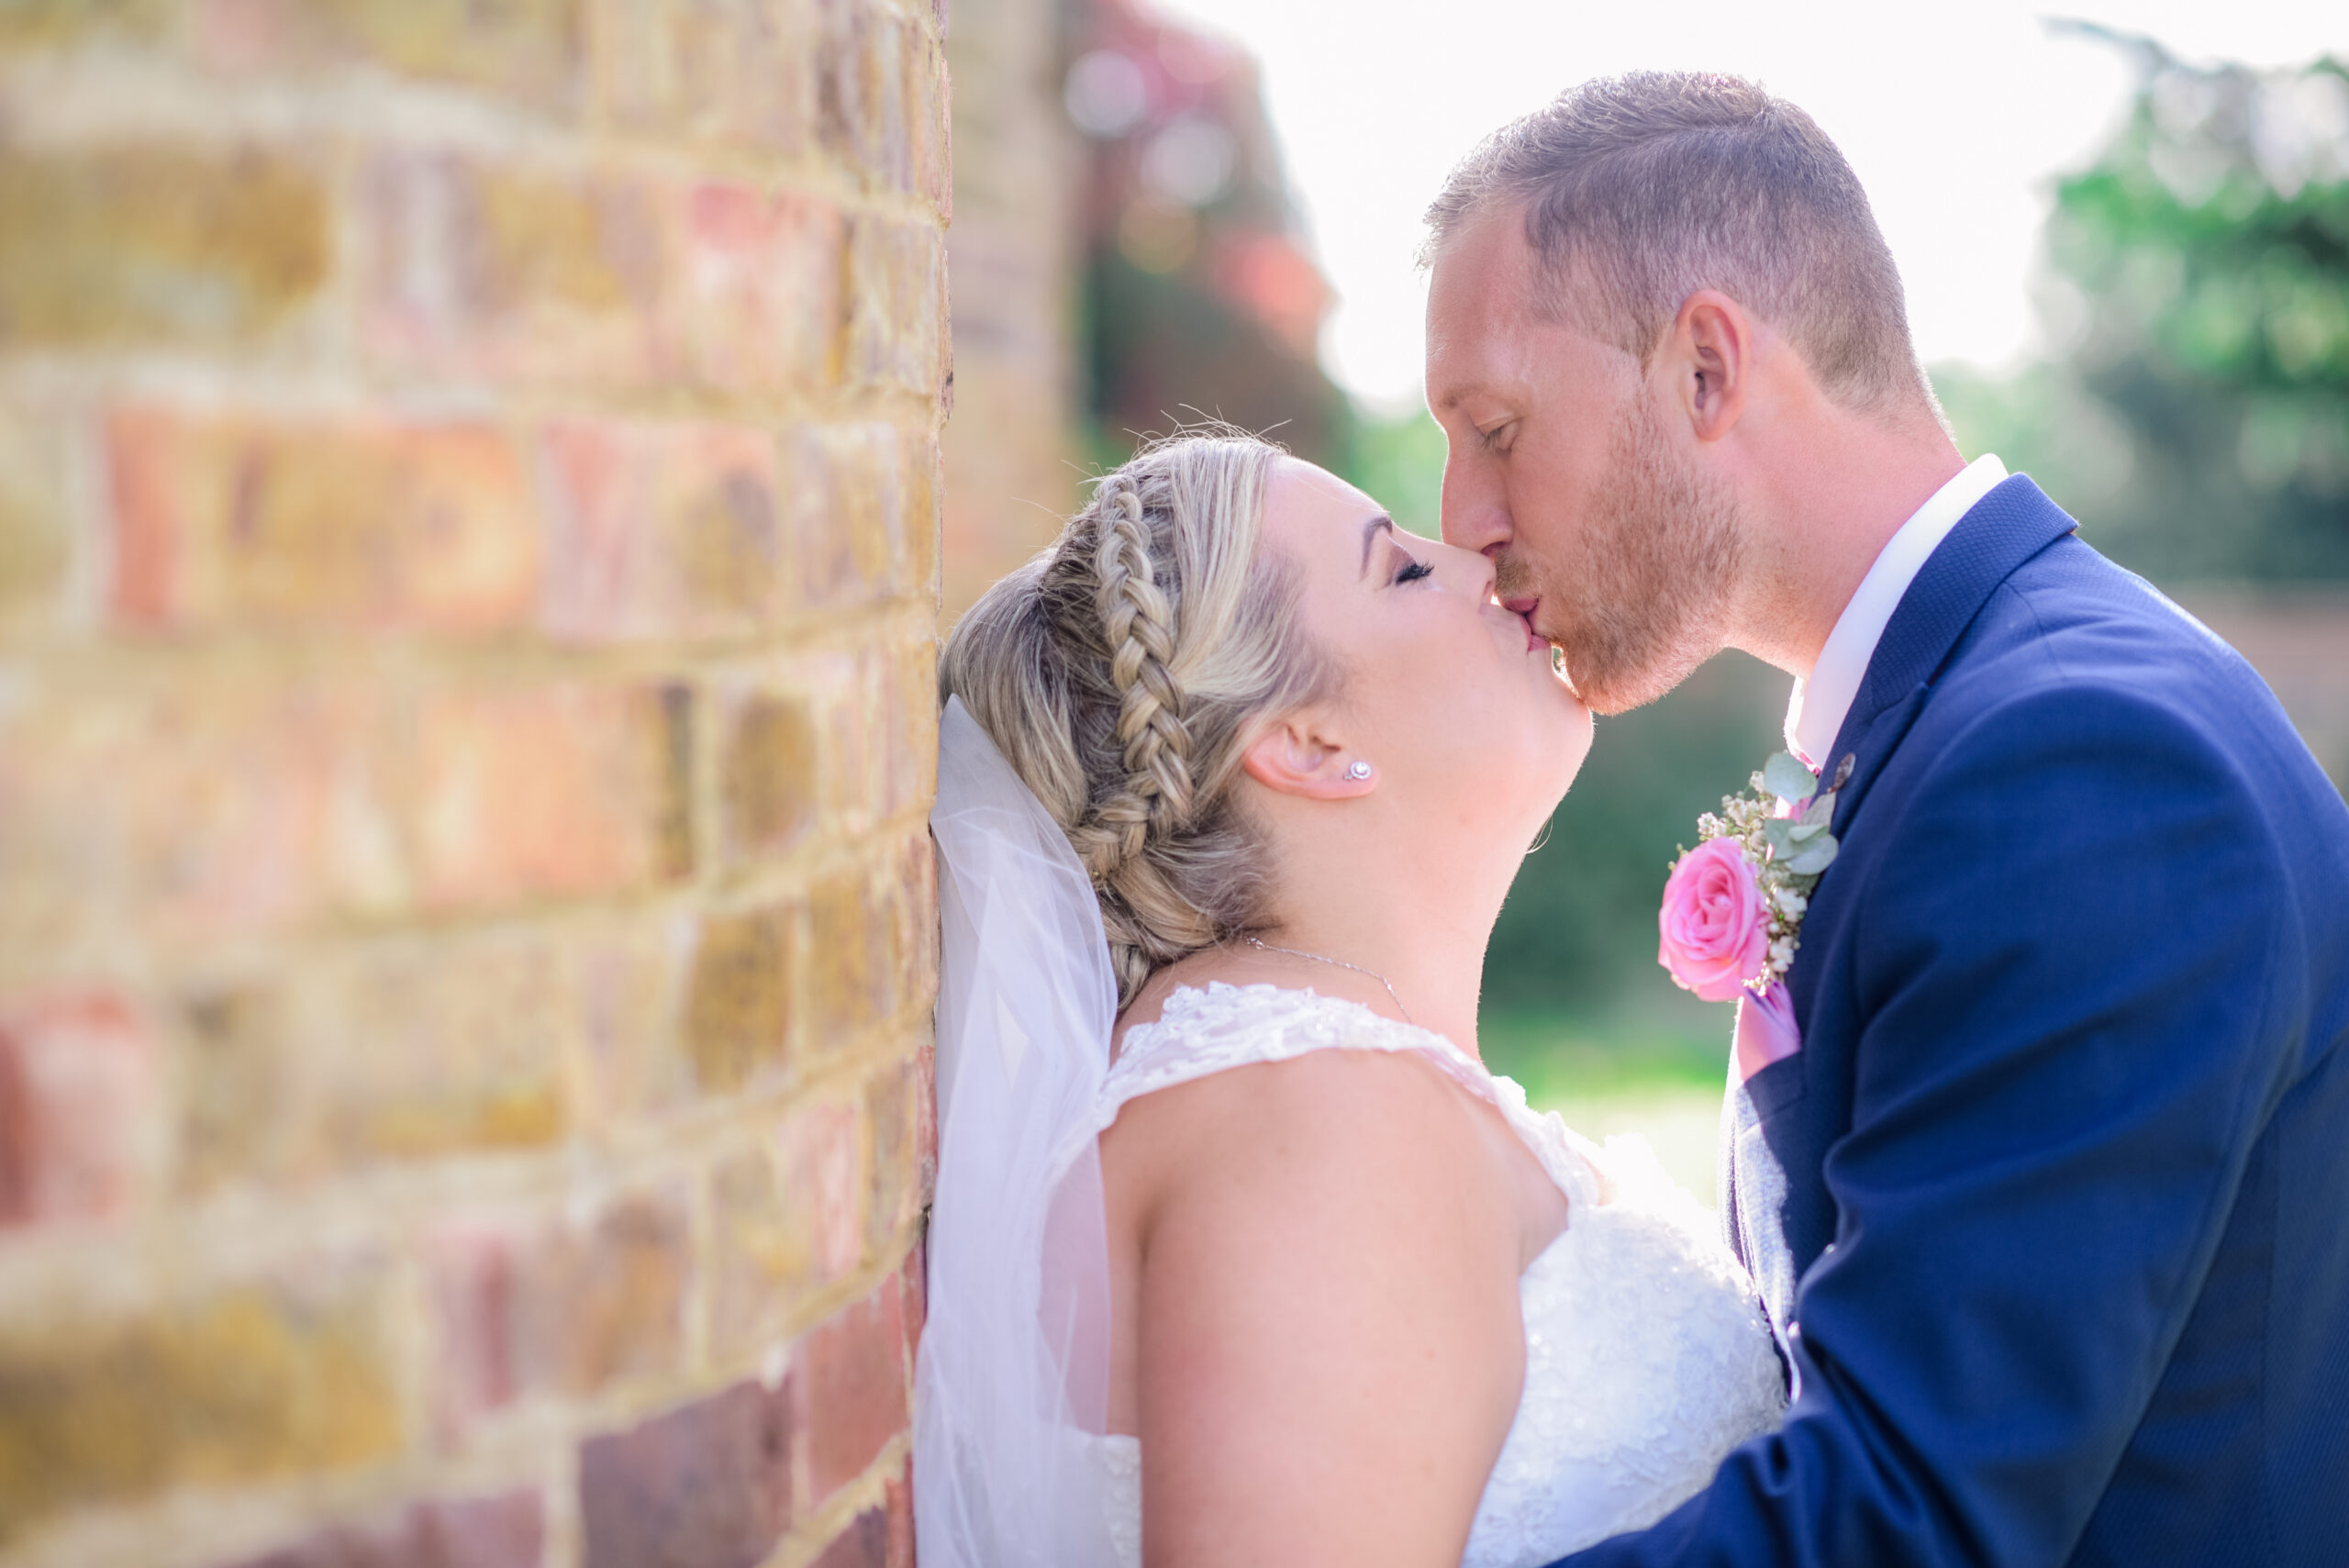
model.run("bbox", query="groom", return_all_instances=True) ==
[1424,73,2349,1565]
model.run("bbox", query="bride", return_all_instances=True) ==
[915,431,1784,1567]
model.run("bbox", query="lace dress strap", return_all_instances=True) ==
[1087,983,1603,1210]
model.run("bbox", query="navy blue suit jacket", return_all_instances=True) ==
[1558,476,2349,1566]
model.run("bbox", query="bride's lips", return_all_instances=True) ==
[1502,595,1544,653]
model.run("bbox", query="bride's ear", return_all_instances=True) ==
[1239,712,1377,801]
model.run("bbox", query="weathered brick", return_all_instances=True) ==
[0,400,71,632]
[816,0,911,192]
[218,1489,544,1568]
[178,984,295,1192]
[897,1247,925,1372]
[575,919,691,1130]
[327,941,573,1160]
[805,651,879,829]
[909,1038,938,1217]
[707,1098,860,1355]
[863,1058,922,1253]
[541,421,789,641]
[718,688,819,862]
[0,0,169,50]
[593,0,814,154]
[902,429,942,606]
[682,904,800,1094]
[577,1378,791,1568]
[844,217,945,396]
[794,423,903,610]
[198,0,584,114]
[797,1273,907,1507]
[108,407,540,633]
[907,16,950,216]
[0,993,156,1229]
[808,869,897,1046]
[677,183,844,398]
[809,1506,886,1568]
[0,1266,403,1540]
[808,1464,912,1568]
[875,639,942,819]
[0,679,405,955]
[0,0,952,1550]
[179,938,575,1191]
[0,145,328,350]
[361,153,668,387]
[414,682,692,910]
[429,1188,691,1433]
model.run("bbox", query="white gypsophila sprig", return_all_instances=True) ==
[1687,751,1841,991]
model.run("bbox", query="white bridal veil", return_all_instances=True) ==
[914,696,1123,1566]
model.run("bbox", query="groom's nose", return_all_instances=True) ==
[1440,452,1511,560]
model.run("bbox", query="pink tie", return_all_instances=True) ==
[1734,982,1802,1084]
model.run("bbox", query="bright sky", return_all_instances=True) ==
[1144,0,2349,413]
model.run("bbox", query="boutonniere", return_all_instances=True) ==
[1657,753,1840,1078]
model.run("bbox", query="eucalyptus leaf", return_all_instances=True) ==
[1783,836,1840,876]
[1762,818,1799,857]
[1763,751,1818,803]
[1803,791,1836,828]
[1786,819,1828,846]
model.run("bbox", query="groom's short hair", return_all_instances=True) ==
[1425,72,1931,417]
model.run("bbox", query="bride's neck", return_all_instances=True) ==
[1252,838,1504,1059]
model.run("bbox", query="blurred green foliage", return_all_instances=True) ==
[1084,247,1351,461]
[1341,407,1448,537]
[1939,38,2349,582]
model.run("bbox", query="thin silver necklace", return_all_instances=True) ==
[1244,936,1415,1026]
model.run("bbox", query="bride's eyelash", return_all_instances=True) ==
[1395,559,1436,585]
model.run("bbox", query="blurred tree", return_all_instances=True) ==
[1941,32,2349,582]
[1067,0,1352,465]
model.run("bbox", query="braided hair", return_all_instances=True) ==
[941,432,1335,1005]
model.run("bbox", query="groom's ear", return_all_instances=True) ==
[1670,289,1750,444]
[1239,712,1375,802]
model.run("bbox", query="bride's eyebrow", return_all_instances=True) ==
[1358,515,1397,578]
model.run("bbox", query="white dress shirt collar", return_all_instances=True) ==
[1783,453,2009,769]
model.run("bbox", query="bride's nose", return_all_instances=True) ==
[1444,541,1497,598]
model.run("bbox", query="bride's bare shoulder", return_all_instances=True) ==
[1102,969,1495,1235]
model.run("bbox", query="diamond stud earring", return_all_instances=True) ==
[1345,761,1373,782]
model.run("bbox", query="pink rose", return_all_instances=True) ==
[1657,838,1770,1003]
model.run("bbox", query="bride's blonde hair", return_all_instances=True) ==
[941,431,1335,1005]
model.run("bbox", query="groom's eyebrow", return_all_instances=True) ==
[1359,515,1396,578]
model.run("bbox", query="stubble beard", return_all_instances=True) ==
[1500,397,1744,716]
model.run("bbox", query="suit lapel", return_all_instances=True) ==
[1815,475,2079,836]
[1730,475,2081,1315]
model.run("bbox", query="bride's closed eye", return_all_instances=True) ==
[1395,558,1436,585]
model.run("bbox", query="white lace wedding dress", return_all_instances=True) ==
[1077,982,1787,1568]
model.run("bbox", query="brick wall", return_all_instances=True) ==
[0,6,947,1568]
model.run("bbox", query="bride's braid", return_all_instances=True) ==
[1077,483,1193,860]
[941,432,1334,1005]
